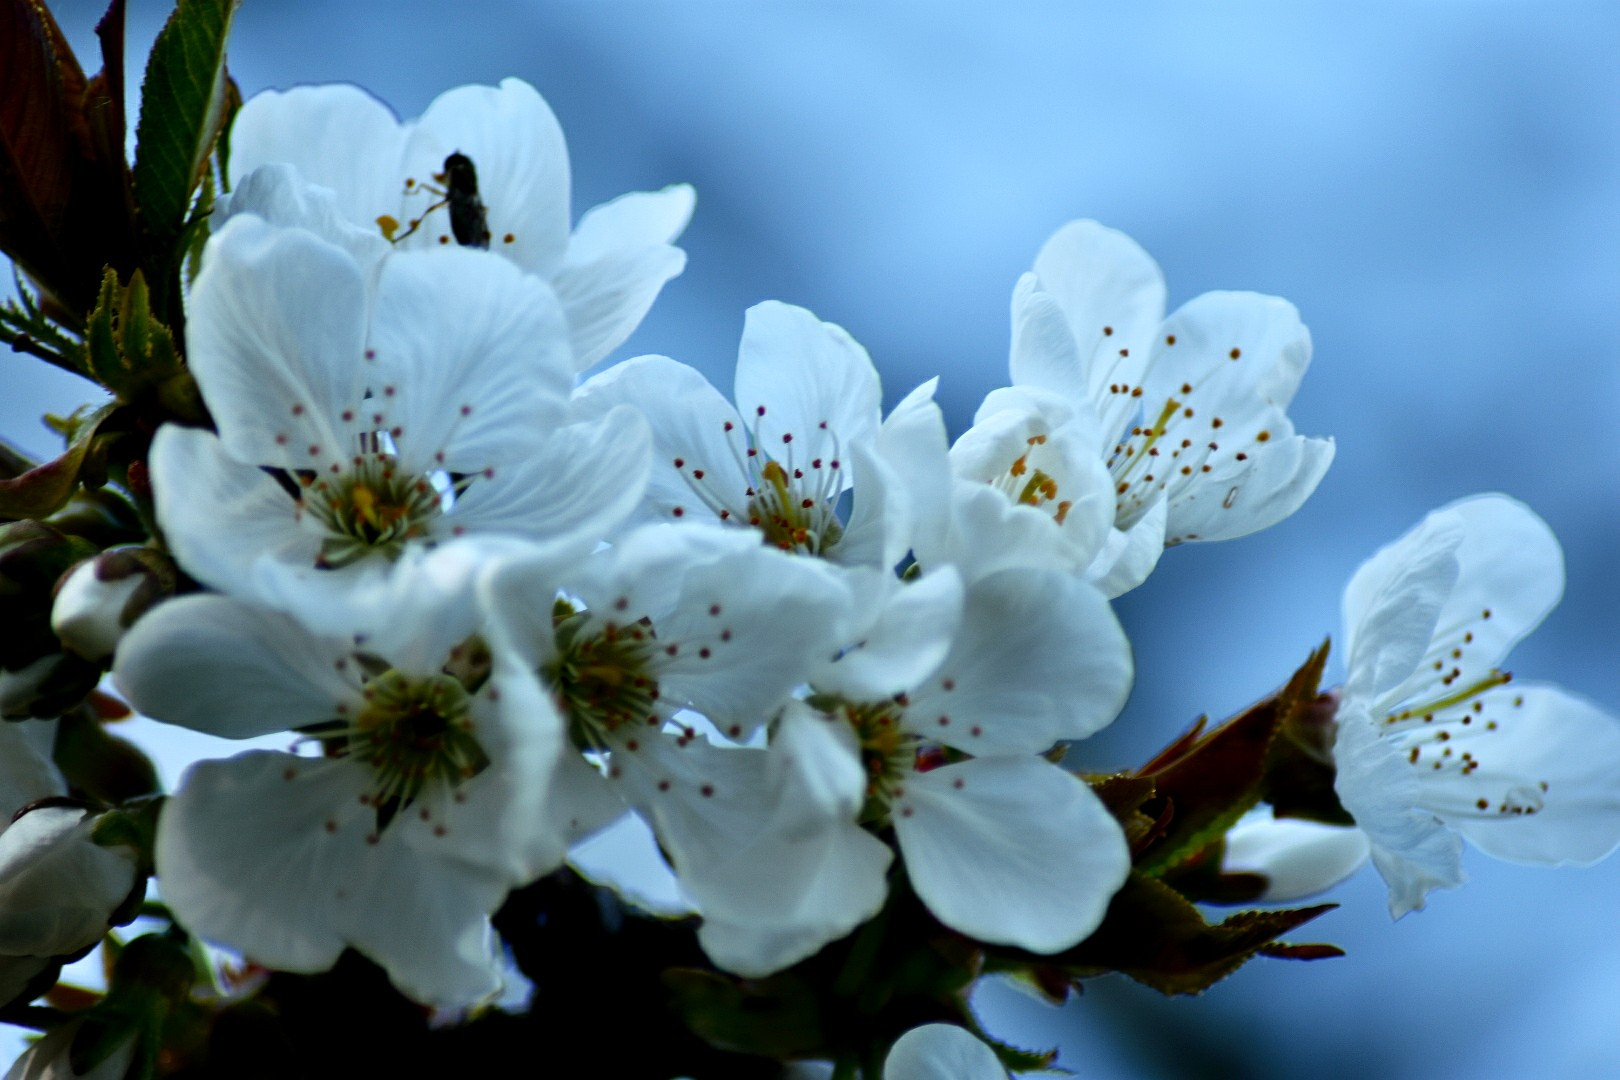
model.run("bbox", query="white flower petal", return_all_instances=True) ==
[148,425,321,600]
[734,301,882,470]
[815,568,963,702]
[1341,516,1462,705]
[1143,291,1313,418]
[565,184,695,265]
[884,1024,1008,1080]
[1007,273,1086,399]
[228,83,407,232]
[1332,707,1464,918]
[894,757,1128,951]
[1222,811,1370,902]
[556,185,696,370]
[0,719,63,813]
[1084,497,1168,598]
[0,807,136,957]
[187,215,368,470]
[408,78,571,275]
[573,355,747,530]
[1448,684,1620,866]
[907,569,1132,753]
[115,595,354,739]
[1164,432,1334,545]
[157,751,511,1007]
[1031,219,1166,396]
[449,407,651,552]
[367,248,571,468]
[218,163,391,276]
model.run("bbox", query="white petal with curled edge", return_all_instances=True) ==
[1085,496,1167,599]
[157,752,510,1007]
[1381,496,1564,712]
[114,594,354,740]
[450,406,651,557]
[367,248,571,470]
[228,83,407,232]
[1449,684,1620,866]
[554,243,688,373]
[0,807,137,957]
[5,1018,136,1080]
[148,425,320,602]
[626,717,890,977]
[735,301,882,472]
[937,480,1084,585]
[1332,707,1464,918]
[556,184,696,371]
[1165,433,1335,546]
[884,1024,1008,1080]
[894,757,1129,952]
[905,569,1132,754]
[590,529,846,735]
[1341,516,1461,707]
[1030,219,1166,394]
[876,378,952,566]
[573,356,744,530]
[1007,272,1086,400]
[815,568,963,703]
[407,78,571,276]
[216,163,390,279]
[566,184,695,265]
[187,215,366,471]
[1222,811,1370,902]
[1143,291,1313,415]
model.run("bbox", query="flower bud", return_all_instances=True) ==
[1221,811,1370,902]
[51,549,177,664]
[0,804,141,1009]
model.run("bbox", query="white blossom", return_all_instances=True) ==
[228,77,693,371]
[937,220,1333,594]
[155,213,648,637]
[114,544,560,1006]
[1332,494,1620,916]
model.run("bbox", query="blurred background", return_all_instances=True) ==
[9,1,1619,1075]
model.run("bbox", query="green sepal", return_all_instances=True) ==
[663,968,826,1060]
[1133,642,1330,877]
[81,267,203,424]
[0,402,118,520]
[959,1012,1060,1074]
[131,0,237,316]
[54,704,163,805]
[1050,870,1340,996]
[70,934,194,1080]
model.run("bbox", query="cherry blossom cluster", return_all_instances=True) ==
[10,69,1620,1078]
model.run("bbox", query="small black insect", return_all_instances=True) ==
[440,152,492,249]
[381,151,493,249]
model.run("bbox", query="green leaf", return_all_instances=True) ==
[0,0,85,294]
[1055,871,1340,996]
[663,968,826,1059]
[132,0,236,301]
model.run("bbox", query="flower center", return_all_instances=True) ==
[989,434,1074,525]
[1377,668,1549,818]
[346,668,488,831]
[547,608,663,751]
[841,701,930,825]
[670,409,847,556]
[302,451,444,568]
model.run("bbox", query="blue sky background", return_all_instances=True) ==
[8,2,1619,1075]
